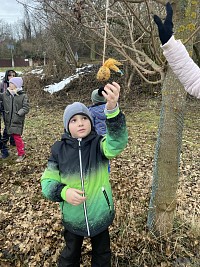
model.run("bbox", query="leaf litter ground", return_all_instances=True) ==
[0,94,199,267]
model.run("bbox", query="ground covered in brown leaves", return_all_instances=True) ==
[0,89,199,267]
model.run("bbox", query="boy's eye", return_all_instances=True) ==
[70,118,76,123]
[82,116,88,120]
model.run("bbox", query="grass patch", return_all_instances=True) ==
[0,194,9,203]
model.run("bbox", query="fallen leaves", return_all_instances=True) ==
[0,98,199,266]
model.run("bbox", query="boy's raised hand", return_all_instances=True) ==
[66,188,86,206]
[154,2,173,45]
[102,82,120,110]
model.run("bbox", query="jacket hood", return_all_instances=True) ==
[4,69,17,83]
[7,88,25,96]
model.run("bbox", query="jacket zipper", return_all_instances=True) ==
[9,95,14,127]
[78,138,90,236]
[102,187,112,212]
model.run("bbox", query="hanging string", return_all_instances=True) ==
[97,0,123,81]
[102,0,109,64]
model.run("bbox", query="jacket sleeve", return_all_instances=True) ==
[162,36,200,99]
[17,94,30,116]
[41,144,67,202]
[101,107,128,159]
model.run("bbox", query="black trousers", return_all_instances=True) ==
[58,228,111,267]
[1,113,15,146]
[0,117,7,152]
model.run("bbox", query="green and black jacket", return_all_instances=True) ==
[41,108,128,237]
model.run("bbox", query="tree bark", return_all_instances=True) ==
[90,42,96,61]
[148,0,199,235]
[148,67,186,235]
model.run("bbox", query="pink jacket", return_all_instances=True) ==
[162,36,200,99]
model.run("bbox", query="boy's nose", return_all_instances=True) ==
[78,120,83,126]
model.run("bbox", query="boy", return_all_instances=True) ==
[0,77,29,162]
[88,87,107,135]
[154,2,200,99]
[41,81,128,266]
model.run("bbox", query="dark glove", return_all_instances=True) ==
[98,86,107,96]
[154,2,173,45]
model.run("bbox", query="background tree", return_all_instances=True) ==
[147,0,199,235]
[28,0,166,92]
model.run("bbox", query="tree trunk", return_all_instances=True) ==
[90,42,96,61]
[148,67,186,235]
[147,0,199,235]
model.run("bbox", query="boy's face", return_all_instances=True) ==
[68,114,91,138]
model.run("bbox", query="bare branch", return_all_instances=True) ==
[120,0,167,5]
[184,26,200,45]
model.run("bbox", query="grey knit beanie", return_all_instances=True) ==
[91,89,106,104]
[63,102,93,132]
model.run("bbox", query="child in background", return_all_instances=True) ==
[0,69,17,149]
[0,69,17,93]
[41,82,128,266]
[89,87,112,173]
[0,112,9,159]
[0,77,29,162]
[88,87,107,135]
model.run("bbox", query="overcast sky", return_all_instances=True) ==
[0,0,23,24]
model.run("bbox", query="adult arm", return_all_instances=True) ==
[154,2,200,98]
[162,36,200,98]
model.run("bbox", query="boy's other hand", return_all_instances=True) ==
[66,188,86,205]
[103,82,120,110]
[154,2,173,45]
